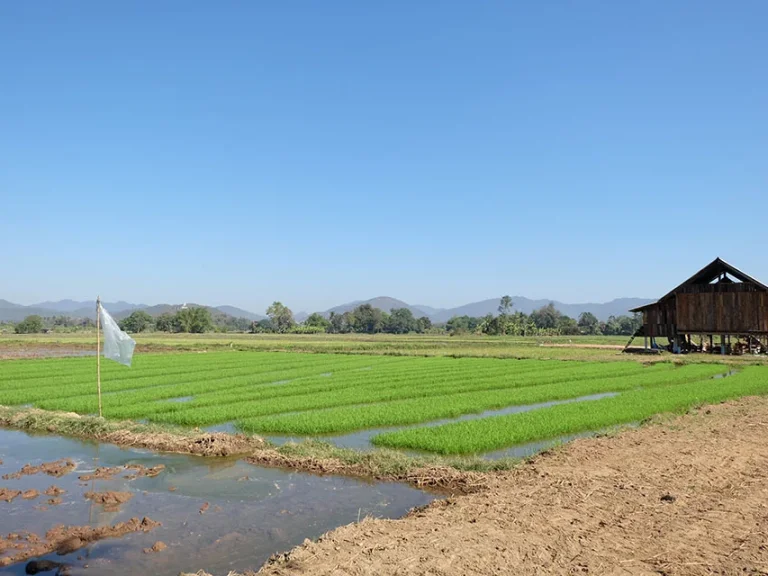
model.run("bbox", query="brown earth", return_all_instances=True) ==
[0,488,22,502]
[0,517,160,567]
[252,397,768,576]
[143,541,167,554]
[44,485,65,497]
[78,465,124,481]
[2,458,76,480]
[245,451,487,494]
[84,491,133,512]
[77,463,165,482]
[20,489,39,500]
[0,406,266,457]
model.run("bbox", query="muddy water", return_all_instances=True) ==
[266,392,619,451]
[0,429,436,575]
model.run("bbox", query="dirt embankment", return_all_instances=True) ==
[0,406,266,457]
[0,517,160,567]
[252,397,768,576]
[246,450,488,493]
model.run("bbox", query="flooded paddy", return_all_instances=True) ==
[265,392,619,452]
[0,428,436,575]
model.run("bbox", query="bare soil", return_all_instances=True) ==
[0,406,266,457]
[246,451,488,494]
[0,516,160,567]
[2,458,76,479]
[255,396,768,576]
[83,490,134,512]
[78,463,164,482]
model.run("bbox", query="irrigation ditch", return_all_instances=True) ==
[0,405,498,574]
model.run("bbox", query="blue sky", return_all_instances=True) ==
[2,2,766,314]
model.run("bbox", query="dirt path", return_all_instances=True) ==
[258,397,768,576]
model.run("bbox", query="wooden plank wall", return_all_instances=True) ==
[677,292,768,333]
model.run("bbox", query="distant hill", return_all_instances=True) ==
[0,300,263,322]
[31,300,144,314]
[325,297,431,319]
[213,306,265,321]
[294,311,309,323]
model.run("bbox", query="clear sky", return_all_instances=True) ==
[2,2,766,314]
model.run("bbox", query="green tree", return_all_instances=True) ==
[266,301,295,333]
[386,308,417,334]
[577,312,601,335]
[446,315,482,335]
[119,310,154,333]
[416,316,432,333]
[351,304,384,333]
[15,315,44,334]
[529,303,561,330]
[175,306,213,333]
[155,313,176,332]
[251,318,275,333]
[498,295,513,315]
[304,313,330,331]
[557,315,580,335]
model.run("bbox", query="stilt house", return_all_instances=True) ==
[630,258,768,353]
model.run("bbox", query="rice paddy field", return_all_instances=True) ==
[2,349,767,456]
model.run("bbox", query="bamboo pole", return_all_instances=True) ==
[97,296,102,418]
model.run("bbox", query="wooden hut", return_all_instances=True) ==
[629,258,768,354]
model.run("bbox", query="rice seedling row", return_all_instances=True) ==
[235,363,724,435]
[145,361,656,427]
[371,366,768,454]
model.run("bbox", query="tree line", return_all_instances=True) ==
[252,298,642,337]
[7,297,642,337]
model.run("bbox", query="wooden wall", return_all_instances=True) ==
[643,299,677,338]
[676,292,768,333]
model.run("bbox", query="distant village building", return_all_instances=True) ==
[628,258,768,354]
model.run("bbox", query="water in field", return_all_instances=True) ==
[0,428,436,575]
[266,392,619,452]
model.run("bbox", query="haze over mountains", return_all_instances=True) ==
[0,296,653,323]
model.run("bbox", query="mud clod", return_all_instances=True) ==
[78,466,123,481]
[21,490,39,500]
[660,493,676,503]
[84,491,133,512]
[143,541,167,554]
[44,486,65,497]
[199,502,210,514]
[2,459,75,480]
[0,488,22,502]
[56,537,84,555]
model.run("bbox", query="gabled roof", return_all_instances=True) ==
[630,258,768,312]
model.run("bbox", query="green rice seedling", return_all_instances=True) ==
[372,366,768,454]
[236,364,724,434]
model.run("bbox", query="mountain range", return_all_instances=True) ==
[0,296,653,323]
[0,300,265,323]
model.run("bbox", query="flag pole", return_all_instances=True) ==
[96,296,102,418]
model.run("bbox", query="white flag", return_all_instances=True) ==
[99,304,136,367]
